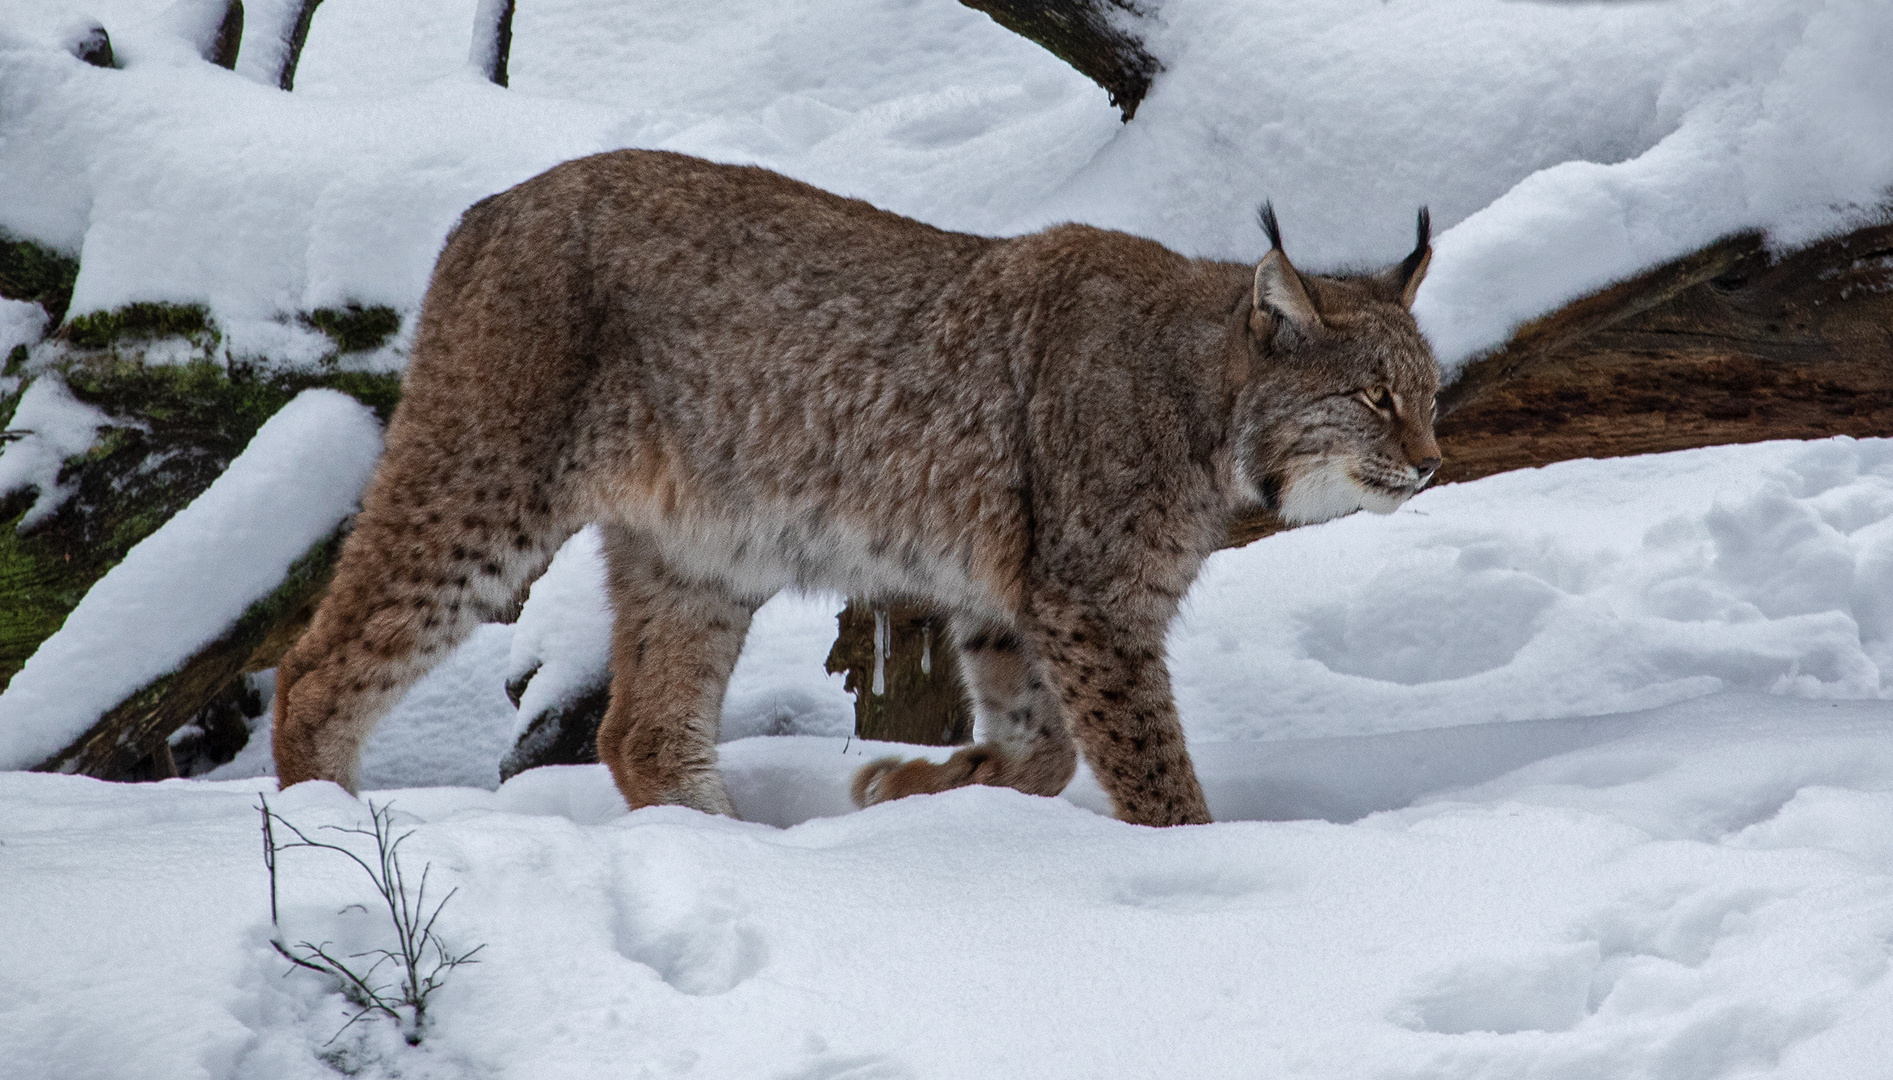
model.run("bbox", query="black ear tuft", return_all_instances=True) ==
[1258,202,1283,252]
[1397,206,1431,282]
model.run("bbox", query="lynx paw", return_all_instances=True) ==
[850,757,906,808]
[849,749,1004,808]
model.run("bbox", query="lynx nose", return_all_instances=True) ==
[1414,457,1441,485]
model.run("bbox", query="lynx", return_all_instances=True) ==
[273,149,1441,827]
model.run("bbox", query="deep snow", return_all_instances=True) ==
[3,690,1890,1080]
[1,437,1878,1079]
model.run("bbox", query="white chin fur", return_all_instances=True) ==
[1278,460,1407,524]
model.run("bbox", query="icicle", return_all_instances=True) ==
[871,607,889,696]
[920,625,932,676]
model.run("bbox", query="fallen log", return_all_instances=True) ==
[0,271,402,778]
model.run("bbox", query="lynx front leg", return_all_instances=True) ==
[1022,596,1210,827]
[851,619,1077,808]
[274,459,570,792]
[594,525,757,816]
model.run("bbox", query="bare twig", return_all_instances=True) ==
[257,796,483,1045]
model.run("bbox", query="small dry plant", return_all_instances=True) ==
[258,797,484,1045]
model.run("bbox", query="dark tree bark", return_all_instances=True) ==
[499,681,605,781]
[473,0,516,88]
[210,0,245,71]
[824,602,972,745]
[277,0,324,91]
[68,23,115,69]
[958,0,1162,121]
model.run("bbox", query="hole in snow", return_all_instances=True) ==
[1394,943,1601,1035]
[1299,561,1560,685]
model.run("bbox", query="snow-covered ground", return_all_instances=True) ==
[4,0,1893,1076]
[4,437,1892,1079]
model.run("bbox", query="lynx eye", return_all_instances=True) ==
[1357,387,1396,415]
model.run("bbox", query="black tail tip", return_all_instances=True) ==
[1416,206,1431,249]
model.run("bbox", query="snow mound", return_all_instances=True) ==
[1173,436,1893,742]
[505,530,853,745]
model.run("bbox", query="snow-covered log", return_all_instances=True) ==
[31,528,341,778]
[0,269,401,777]
[958,0,1161,121]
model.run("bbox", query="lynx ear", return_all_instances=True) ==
[1378,206,1432,309]
[1253,202,1322,330]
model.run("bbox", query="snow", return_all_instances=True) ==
[3,438,1892,1076]
[0,389,382,770]
[0,296,47,361]
[0,374,109,530]
[3,0,1888,368]
[4,691,1891,1079]
[299,436,1889,799]
[503,526,615,727]
[5,1,1893,1074]
[1170,435,1893,743]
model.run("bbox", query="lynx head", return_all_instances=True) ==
[1233,204,1442,525]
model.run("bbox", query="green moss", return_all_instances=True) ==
[62,301,216,350]
[0,235,79,327]
[302,303,402,354]
[0,360,403,691]
[5,344,28,378]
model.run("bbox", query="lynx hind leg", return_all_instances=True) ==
[593,525,758,817]
[851,619,1077,809]
[273,464,571,792]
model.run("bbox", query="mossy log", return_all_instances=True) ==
[1,350,401,693]
[31,528,342,777]
[0,268,402,778]
[0,234,80,328]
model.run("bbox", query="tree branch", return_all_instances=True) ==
[958,0,1162,120]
